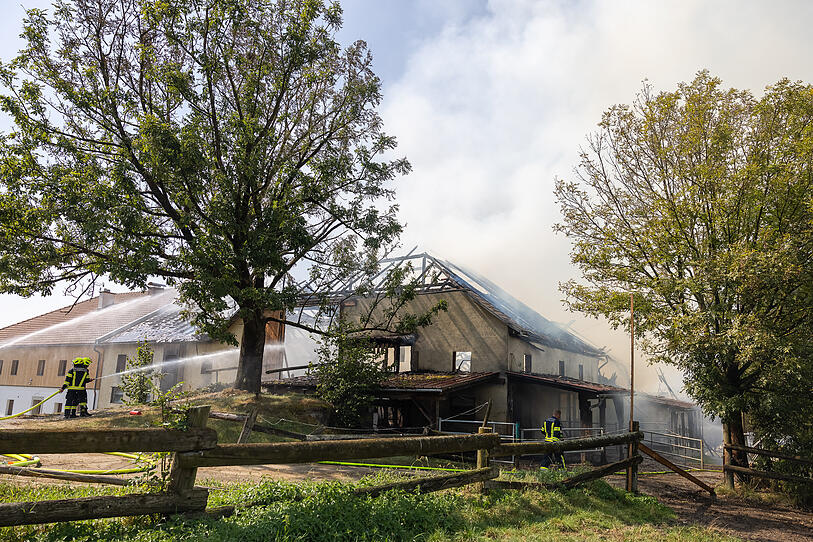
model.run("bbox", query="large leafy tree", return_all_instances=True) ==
[0,0,410,392]
[555,72,813,469]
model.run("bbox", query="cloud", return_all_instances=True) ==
[380,0,813,393]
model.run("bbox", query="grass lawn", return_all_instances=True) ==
[0,474,742,542]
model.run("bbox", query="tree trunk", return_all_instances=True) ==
[234,314,266,393]
[724,410,749,483]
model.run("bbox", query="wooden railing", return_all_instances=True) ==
[0,407,645,527]
[723,443,813,489]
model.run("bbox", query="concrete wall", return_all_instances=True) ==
[349,290,509,373]
[0,344,98,389]
[506,336,600,381]
[0,384,96,417]
[508,380,580,430]
[96,340,238,409]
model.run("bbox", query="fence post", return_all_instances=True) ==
[237,407,259,444]
[626,421,639,493]
[168,405,211,495]
[700,439,705,470]
[476,426,493,493]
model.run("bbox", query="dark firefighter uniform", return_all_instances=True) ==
[62,357,93,418]
[539,415,566,469]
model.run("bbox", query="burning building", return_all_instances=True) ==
[266,253,704,450]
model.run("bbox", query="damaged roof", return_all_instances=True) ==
[507,371,627,395]
[432,257,603,356]
[264,371,501,394]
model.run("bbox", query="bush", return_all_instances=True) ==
[121,342,157,405]
[314,333,385,428]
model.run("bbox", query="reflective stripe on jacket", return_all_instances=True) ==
[542,416,562,442]
[64,368,90,390]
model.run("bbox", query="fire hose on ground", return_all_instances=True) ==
[1,393,156,476]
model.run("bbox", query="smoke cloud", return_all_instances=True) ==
[375,0,813,396]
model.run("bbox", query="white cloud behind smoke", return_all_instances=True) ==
[375,0,813,394]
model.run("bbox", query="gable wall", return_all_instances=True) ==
[349,290,509,373]
[506,336,601,382]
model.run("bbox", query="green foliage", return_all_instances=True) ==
[0,477,741,542]
[121,342,157,405]
[314,331,385,427]
[0,0,410,393]
[555,72,813,461]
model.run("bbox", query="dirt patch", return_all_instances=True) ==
[1,452,386,487]
[608,471,813,542]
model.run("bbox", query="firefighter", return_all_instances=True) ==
[61,357,94,418]
[539,409,566,469]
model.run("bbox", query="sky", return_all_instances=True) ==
[3,0,813,395]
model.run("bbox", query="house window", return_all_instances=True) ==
[523,354,532,373]
[10,360,18,376]
[578,364,584,380]
[30,397,43,415]
[5,400,13,416]
[58,359,67,376]
[110,386,124,404]
[37,359,46,376]
[558,360,565,377]
[453,351,472,372]
[54,402,63,414]
[116,354,127,373]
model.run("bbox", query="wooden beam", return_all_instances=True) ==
[492,431,643,458]
[179,433,502,468]
[0,490,208,527]
[627,420,639,493]
[0,466,131,486]
[0,428,217,454]
[484,456,641,492]
[237,407,259,444]
[562,455,641,489]
[724,444,813,466]
[354,467,498,498]
[639,443,715,495]
[411,399,434,426]
[208,411,307,440]
[724,465,813,485]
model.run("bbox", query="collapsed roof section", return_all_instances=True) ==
[324,252,603,357]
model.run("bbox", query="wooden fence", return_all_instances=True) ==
[723,443,813,489]
[0,406,645,527]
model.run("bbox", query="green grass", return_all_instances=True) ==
[0,474,742,542]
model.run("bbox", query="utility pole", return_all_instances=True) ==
[629,292,634,431]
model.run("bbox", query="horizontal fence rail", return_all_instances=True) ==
[491,431,643,458]
[0,490,209,527]
[178,433,503,468]
[0,428,218,454]
[723,443,813,488]
[725,444,813,466]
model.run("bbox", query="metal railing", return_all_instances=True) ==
[641,430,704,469]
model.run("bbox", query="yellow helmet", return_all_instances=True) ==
[72,357,91,367]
